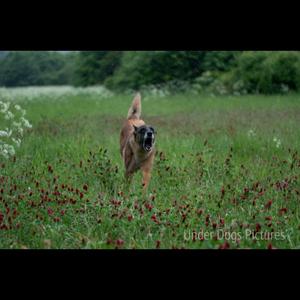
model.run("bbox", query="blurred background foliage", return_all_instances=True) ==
[0,50,300,94]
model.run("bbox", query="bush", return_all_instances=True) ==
[231,51,300,94]
[259,52,300,93]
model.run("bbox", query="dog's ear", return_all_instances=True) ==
[149,126,156,134]
[133,125,138,135]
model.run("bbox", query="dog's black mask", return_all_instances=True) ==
[134,125,156,152]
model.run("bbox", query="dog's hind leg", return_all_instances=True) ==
[123,156,137,192]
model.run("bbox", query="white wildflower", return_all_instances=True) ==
[0,101,10,113]
[5,128,12,137]
[0,101,32,159]
[12,121,22,128]
[6,144,15,156]
[0,130,9,137]
[0,144,15,158]
[0,86,114,103]
[4,111,14,120]
[20,117,32,128]
[273,137,281,148]
[12,138,21,147]
[247,129,256,138]
[1,148,9,159]
[17,127,24,136]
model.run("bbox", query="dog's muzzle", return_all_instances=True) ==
[143,132,154,152]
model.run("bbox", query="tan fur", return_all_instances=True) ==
[120,94,155,191]
[127,93,142,119]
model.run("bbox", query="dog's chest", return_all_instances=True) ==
[129,138,152,164]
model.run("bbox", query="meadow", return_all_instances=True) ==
[0,87,300,249]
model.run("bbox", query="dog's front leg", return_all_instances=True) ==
[142,170,151,192]
[141,163,152,192]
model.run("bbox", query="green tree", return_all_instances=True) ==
[74,51,122,86]
[105,51,206,90]
[0,51,76,87]
[202,51,241,72]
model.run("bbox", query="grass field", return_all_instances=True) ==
[1,87,300,249]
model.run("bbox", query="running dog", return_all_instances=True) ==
[120,93,156,191]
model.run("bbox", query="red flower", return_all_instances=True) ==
[156,240,161,249]
[279,208,288,216]
[255,223,261,232]
[80,192,84,199]
[265,200,273,209]
[47,208,54,215]
[205,214,210,222]
[219,242,230,249]
[145,203,153,211]
[53,217,61,222]
[150,194,156,201]
[116,239,124,247]
[111,199,121,206]
[151,214,157,222]
[265,216,272,221]
[197,209,203,216]
[267,243,273,250]
[127,215,133,222]
[70,198,76,204]
[244,187,249,194]
[60,210,66,216]
[221,186,225,198]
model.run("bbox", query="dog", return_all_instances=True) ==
[120,93,156,191]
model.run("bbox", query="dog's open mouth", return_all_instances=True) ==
[143,137,153,152]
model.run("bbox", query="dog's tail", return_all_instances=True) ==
[127,93,142,120]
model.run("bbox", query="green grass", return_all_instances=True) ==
[1,91,300,249]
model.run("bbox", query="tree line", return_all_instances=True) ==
[0,51,300,94]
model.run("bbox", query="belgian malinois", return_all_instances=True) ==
[120,93,156,191]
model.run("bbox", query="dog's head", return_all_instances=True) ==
[133,125,156,152]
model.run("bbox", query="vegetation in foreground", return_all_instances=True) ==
[0,88,300,249]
